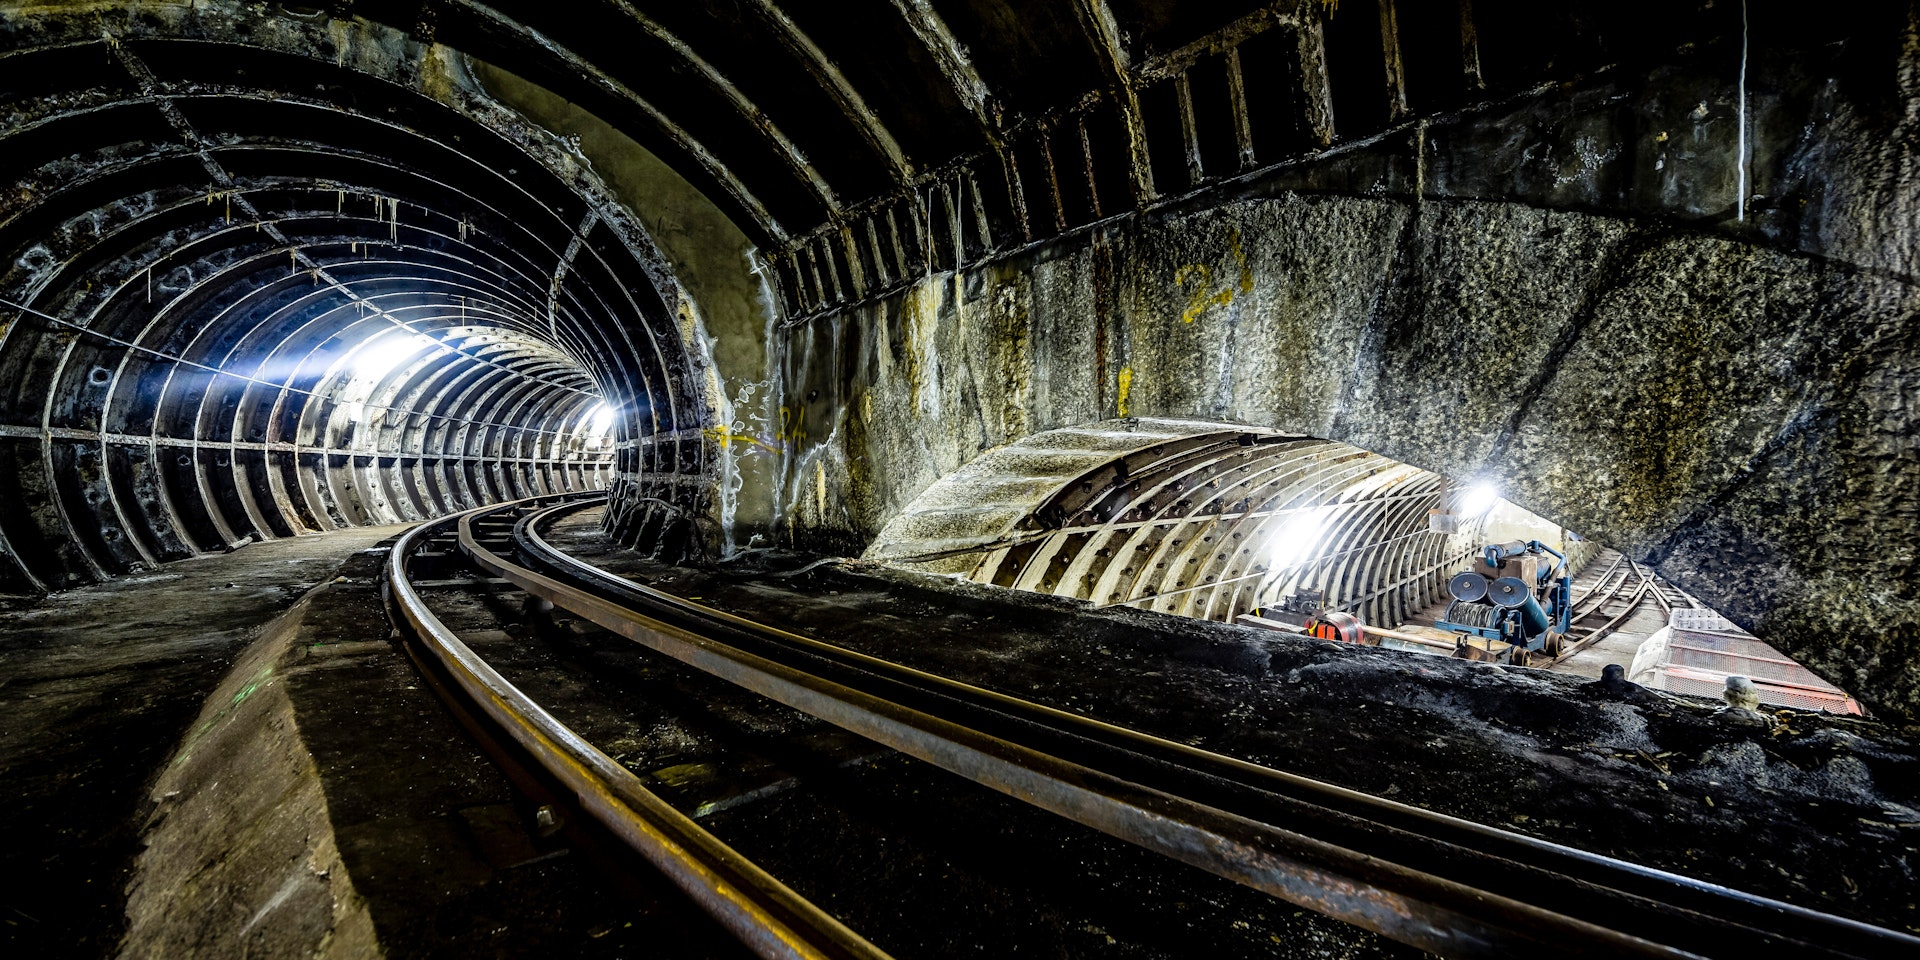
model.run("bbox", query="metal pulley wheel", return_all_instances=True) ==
[1448,571,1490,602]
[1488,576,1532,608]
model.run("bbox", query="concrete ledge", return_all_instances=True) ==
[119,546,747,958]
[122,580,382,959]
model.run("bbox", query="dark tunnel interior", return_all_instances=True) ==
[0,15,718,593]
[4,1,1920,957]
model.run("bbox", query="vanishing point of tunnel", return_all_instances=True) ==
[1,2,1917,958]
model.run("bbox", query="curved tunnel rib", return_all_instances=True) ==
[866,421,1497,628]
[0,23,713,592]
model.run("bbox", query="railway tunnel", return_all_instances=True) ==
[3,2,1919,957]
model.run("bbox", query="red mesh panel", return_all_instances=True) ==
[1658,665,1864,715]
[1651,611,1864,715]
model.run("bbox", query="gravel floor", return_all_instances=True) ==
[545,506,1920,936]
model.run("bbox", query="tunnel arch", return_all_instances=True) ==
[867,419,1593,628]
[0,7,718,592]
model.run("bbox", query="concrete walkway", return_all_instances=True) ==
[0,527,406,957]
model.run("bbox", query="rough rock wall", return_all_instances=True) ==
[772,32,1920,721]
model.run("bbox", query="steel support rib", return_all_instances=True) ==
[451,0,787,242]
[1070,0,1154,205]
[0,26,695,564]
[887,0,999,142]
[744,0,914,184]
[603,3,839,214]
[1,41,599,556]
[107,55,691,435]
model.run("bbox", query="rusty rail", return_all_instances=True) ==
[384,496,893,960]
[1551,561,1702,668]
[461,494,1919,960]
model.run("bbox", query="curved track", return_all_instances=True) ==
[385,496,890,960]
[386,493,1919,960]
[1547,557,1701,667]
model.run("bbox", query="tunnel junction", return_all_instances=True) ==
[0,2,1917,957]
[0,1,1911,717]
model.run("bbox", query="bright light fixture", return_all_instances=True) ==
[1270,507,1328,571]
[589,402,617,435]
[351,333,434,381]
[1460,482,1500,516]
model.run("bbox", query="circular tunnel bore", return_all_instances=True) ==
[0,13,712,593]
[872,419,1863,713]
[871,419,1519,627]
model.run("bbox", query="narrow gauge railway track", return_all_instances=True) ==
[389,494,1919,960]
[1548,557,1700,667]
[393,507,1377,959]
[386,498,890,960]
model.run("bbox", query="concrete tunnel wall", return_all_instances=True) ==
[771,31,1920,722]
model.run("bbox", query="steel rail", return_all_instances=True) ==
[1550,580,1657,668]
[383,497,893,960]
[1569,553,1633,620]
[1550,557,1694,667]
[467,494,1920,960]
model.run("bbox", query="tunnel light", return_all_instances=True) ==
[1460,483,1501,517]
[1269,508,1328,572]
[589,402,617,436]
[352,333,434,381]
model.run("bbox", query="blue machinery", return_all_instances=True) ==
[1437,540,1571,662]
